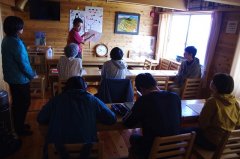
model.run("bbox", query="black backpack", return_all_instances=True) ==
[0,128,22,158]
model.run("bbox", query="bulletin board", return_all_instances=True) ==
[69,10,85,36]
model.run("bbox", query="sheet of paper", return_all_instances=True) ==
[81,69,87,75]
[84,29,102,43]
[186,103,204,114]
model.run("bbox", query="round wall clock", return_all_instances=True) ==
[95,44,108,57]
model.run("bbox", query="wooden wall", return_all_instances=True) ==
[207,11,240,85]
[15,1,154,57]
[0,2,15,91]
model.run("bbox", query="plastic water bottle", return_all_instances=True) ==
[47,47,53,57]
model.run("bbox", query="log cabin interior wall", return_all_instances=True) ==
[207,11,240,86]
[0,1,15,91]
[15,1,154,58]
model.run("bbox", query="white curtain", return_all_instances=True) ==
[202,11,222,87]
[155,13,172,61]
[230,34,240,98]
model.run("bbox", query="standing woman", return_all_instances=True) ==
[1,16,36,136]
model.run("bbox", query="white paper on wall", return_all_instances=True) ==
[69,10,85,36]
[85,6,103,33]
[84,30,102,43]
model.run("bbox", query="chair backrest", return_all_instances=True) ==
[220,129,240,159]
[96,78,134,103]
[143,59,153,70]
[159,58,170,70]
[48,142,103,159]
[181,78,201,99]
[58,79,67,94]
[52,47,64,56]
[192,130,231,159]
[169,61,180,70]
[27,45,49,75]
[148,132,196,159]
[155,76,169,91]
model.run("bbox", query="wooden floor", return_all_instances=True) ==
[5,88,140,159]
[5,88,198,159]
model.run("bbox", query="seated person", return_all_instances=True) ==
[57,43,82,80]
[123,73,181,158]
[37,76,116,157]
[196,73,240,150]
[101,47,128,79]
[171,46,201,94]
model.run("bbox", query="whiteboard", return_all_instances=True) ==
[69,10,85,36]
[85,6,103,33]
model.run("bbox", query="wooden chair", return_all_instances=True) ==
[130,59,153,70]
[155,76,169,91]
[193,129,240,159]
[181,78,201,99]
[57,79,67,94]
[30,75,46,98]
[143,59,153,70]
[169,61,180,70]
[221,129,240,158]
[159,58,170,70]
[48,142,103,159]
[52,47,64,57]
[28,45,48,98]
[130,132,194,159]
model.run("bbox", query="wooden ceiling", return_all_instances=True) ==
[106,0,186,10]
[204,0,240,7]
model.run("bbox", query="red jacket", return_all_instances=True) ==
[67,28,84,55]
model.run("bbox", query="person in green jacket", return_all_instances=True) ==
[197,73,240,150]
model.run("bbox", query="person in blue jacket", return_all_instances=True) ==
[1,16,36,136]
[37,76,116,158]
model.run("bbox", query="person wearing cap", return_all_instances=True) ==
[170,46,201,95]
[57,43,83,80]
[101,47,128,80]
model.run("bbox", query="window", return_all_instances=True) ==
[165,14,212,66]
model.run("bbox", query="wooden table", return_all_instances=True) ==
[97,99,205,130]
[46,56,159,68]
[39,99,205,134]
[48,68,178,96]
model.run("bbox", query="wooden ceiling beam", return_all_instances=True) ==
[204,0,240,6]
[106,0,187,10]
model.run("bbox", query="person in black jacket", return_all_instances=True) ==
[123,73,181,158]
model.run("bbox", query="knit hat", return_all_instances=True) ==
[64,43,79,58]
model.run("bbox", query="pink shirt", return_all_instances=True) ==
[67,28,84,56]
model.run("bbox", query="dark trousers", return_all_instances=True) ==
[9,83,31,133]
[129,134,152,159]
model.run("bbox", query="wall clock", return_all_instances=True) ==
[95,44,108,57]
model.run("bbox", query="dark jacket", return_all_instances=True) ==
[37,89,116,144]
[123,91,181,142]
[96,78,134,103]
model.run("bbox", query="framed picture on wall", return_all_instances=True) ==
[114,12,140,35]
